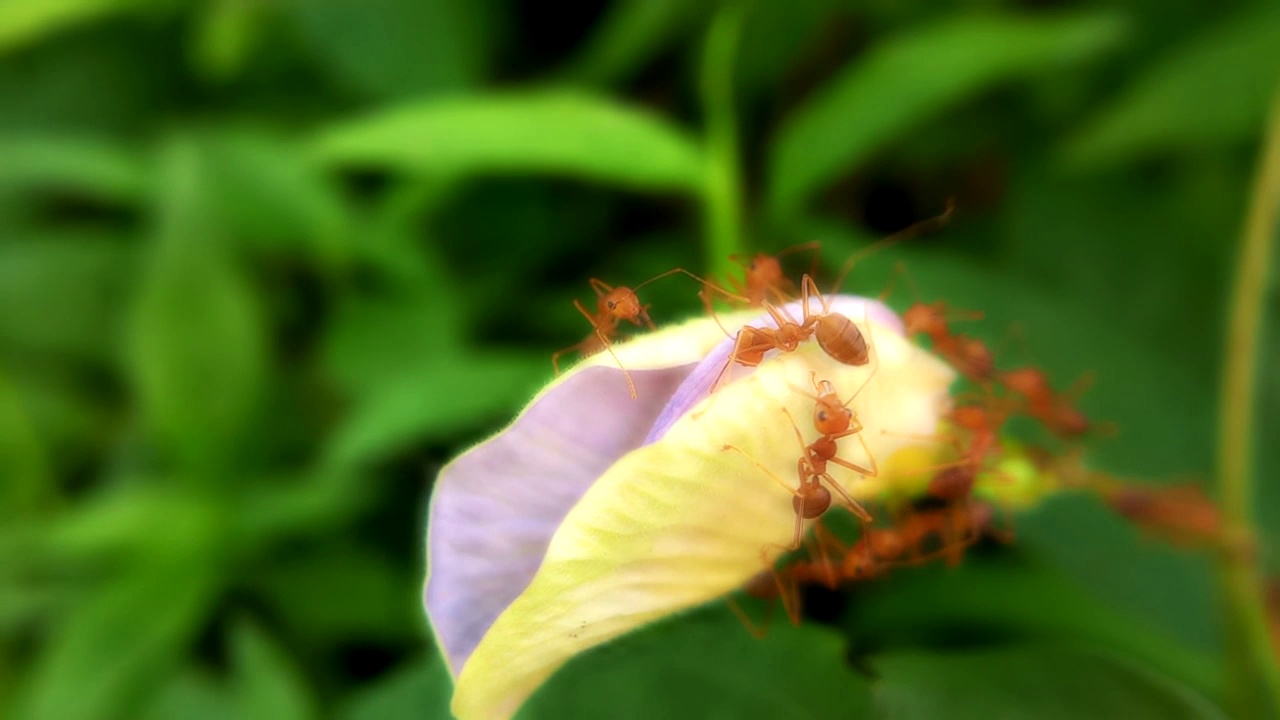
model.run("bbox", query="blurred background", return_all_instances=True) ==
[1,0,1278,718]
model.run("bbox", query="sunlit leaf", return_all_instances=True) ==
[522,605,872,720]
[1063,7,1280,167]
[285,0,488,100]
[767,11,1127,222]
[229,619,318,720]
[0,0,165,56]
[0,135,148,202]
[12,557,224,720]
[0,367,52,517]
[313,91,706,193]
[873,643,1225,719]
[127,137,268,470]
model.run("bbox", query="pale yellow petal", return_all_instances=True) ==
[451,320,955,720]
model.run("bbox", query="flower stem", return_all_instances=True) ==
[1217,83,1280,720]
[699,2,746,280]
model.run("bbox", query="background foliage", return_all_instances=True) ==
[1,0,1278,718]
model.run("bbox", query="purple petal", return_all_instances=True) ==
[426,365,689,674]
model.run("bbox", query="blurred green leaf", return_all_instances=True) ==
[0,367,52,516]
[1064,7,1280,167]
[190,0,269,83]
[232,471,375,549]
[872,643,1225,719]
[338,654,453,720]
[558,0,705,87]
[0,233,132,362]
[768,11,1128,222]
[524,604,871,719]
[285,0,488,100]
[325,353,545,469]
[0,0,163,56]
[229,619,318,720]
[203,130,351,270]
[255,544,422,644]
[140,669,237,720]
[13,557,224,720]
[850,553,1220,700]
[313,91,707,193]
[42,485,221,563]
[127,137,268,471]
[0,135,148,202]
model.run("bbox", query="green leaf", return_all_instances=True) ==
[325,353,546,469]
[285,0,488,100]
[140,669,237,720]
[873,643,1226,719]
[229,619,317,720]
[0,0,161,56]
[189,0,269,83]
[557,0,705,87]
[1063,7,1280,167]
[0,135,148,202]
[0,233,133,362]
[127,137,268,470]
[849,554,1220,701]
[767,11,1127,222]
[0,367,52,517]
[202,130,351,270]
[12,558,224,720]
[522,604,872,720]
[312,91,707,193]
[338,654,453,720]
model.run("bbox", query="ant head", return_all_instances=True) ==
[1002,367,1050,396]
[745,253,783,281]
[903,303,946,336]
[950,404,988,431]
[813,398,853,435]
[599,287,644,324]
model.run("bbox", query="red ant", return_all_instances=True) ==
[883,262,995,385]
[1000,367,1101,440]
[551,267,723,399]
[721,370,880,554]
[730,501,1000,635]
[702,204,957,395]
[723,241,822,307]
[1095,481,1226,550]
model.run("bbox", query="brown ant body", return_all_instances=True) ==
[1000,367,1095,439]
[722,371,879,554]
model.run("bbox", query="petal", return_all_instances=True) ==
[425,305,778,674]
[451,321,956,720]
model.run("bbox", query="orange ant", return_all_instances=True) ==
[1095,481,1226,550]
[883,262,995,385]
[730,501,999,635]
[701,204,956,396]
[999,367,1102,440]
[721,369,880,553]
[723,241,823,307]
[551,267,724,399]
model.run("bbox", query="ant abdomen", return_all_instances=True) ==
[813,314,869,366]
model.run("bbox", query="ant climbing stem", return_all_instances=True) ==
[551,266,736,399]
[881,261,996,386]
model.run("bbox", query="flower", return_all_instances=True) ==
[425,296,960,720]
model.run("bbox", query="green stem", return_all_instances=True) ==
[699,2,747,280]
[1217,84,1280,719]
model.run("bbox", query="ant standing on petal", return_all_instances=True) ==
[551,267,731,399]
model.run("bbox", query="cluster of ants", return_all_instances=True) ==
[551,211,1227,635]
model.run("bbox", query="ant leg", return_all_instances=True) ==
[827,430,880,479]
[721,444,803,499]
[726,596,769,640]
[816,472,873,523]
[597,331,637,400]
